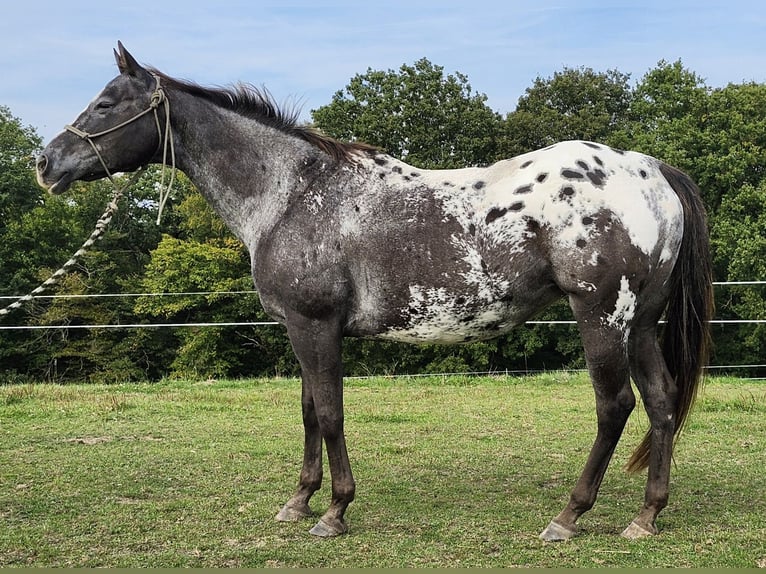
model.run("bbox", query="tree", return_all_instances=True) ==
[611,60,715,204]
[311,58,502,169]
[710,180,766,376]
[0,106,42,232]
[0,163,186,382]
[135,192,299,379]
[502,66,633,156]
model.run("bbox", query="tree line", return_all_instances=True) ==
[1,58,764,383]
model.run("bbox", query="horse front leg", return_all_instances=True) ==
[276,376,323,522]
[281,314,355,537]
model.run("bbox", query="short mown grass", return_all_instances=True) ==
[1,373,764,567]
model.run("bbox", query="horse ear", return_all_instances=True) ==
[114,41,144,76]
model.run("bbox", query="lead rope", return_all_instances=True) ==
[0,75,175,317]
[0,169,143,317]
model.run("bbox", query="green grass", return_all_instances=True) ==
[1,373,764,567]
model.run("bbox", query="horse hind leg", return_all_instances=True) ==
[621,323,677,539]
[540,294,636,541]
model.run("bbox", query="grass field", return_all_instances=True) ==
[1,372,764,568]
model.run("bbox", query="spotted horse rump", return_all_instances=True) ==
[35,43,714,543]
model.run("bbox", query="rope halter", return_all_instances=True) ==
[64,74,176,224]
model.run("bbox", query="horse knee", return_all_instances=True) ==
[316,412,345,440]
[617,385,636,415]
[596,384,635,427]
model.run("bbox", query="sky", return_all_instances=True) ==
[2,0,766,143]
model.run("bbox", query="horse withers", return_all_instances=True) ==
[36,43,713,540]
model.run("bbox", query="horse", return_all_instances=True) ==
[35,42,713,541]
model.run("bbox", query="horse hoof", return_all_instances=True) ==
[309,517,348,537]
[621,520,657,540]
[539,520,576,542]
[275,503,312,522]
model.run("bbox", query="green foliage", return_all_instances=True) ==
[312,58,501,168]
[710,181,766,372]
[503,66,633,156]
[613,60,766,214]
[2,55,766,381]
[135,199,299,379]
[0,106,43,229]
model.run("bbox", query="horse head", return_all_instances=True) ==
[36,42,165,194]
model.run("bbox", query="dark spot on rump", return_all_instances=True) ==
[610,146,626,155]
[354,205,360,212]
[525,217,540,233]
[468,223,476,236]
[536,173,548,183]
[515,184,533,194]
[460,186,466,191]
[576,160,589,170]
[582,216,594,225]
[443,181,454,187]
[576,238,587,248]
[374,156,388,165]
[473,181,486,190]
[561,169,585,179]
[583,142,602,149]
[403,175,411,181]
[586,169,607,187]
[378,172,386,179]
[560,185,575,198]
[392,166,403,174]
[485,207,508,224]
[411,172,420,177]
[521,160,534,168]
[509,201,524,212]
[639,169,648,179]
[593,155,604,167]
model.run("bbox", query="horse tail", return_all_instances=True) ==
[625,162,714,473]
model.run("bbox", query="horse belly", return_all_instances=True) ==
[376,302,518,344]
[371,279,556,344]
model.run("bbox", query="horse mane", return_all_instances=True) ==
[147,68,378,163]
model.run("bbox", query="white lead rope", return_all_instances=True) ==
[0,169,143,317]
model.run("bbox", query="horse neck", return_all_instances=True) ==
[167,91,313,248]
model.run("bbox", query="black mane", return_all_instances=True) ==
[148,68,377,163]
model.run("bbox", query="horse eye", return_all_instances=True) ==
[94,100,114,110]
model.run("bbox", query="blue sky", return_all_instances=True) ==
[2,0,765,143]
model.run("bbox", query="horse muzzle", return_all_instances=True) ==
[35,152,73,194]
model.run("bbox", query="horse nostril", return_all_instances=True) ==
[36,154,48,174]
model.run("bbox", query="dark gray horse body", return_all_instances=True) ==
[36,43,713,541]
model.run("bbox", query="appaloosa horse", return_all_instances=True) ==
[36,43,713,541]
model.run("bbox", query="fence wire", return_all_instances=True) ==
[1,282,764,374]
